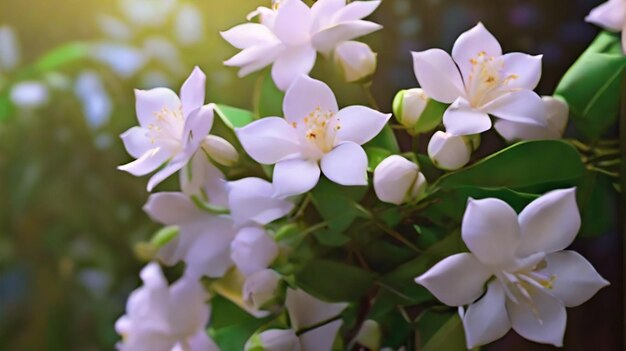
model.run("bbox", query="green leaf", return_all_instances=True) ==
[413,99,447,134]
[436,140,585,190]
[577,171,618,237]
[294,259,376,301]
[364,124,400,153]
[365,146,392,171]
[421,313,469,351]
[555,32,626,139]
[311,177,368,233]
[214,104,255,129]
[254,72,284,118]
[33,42,90,73]
[209,296,270,351]
[313,228,351,247]
[149,226,179,248]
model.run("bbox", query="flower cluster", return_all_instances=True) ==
[115,1,615,350]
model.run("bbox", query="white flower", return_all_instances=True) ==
[231,227,279,276]
[427,131,472,170]
[412,23,546,136]
[10,81,49,108]
[119,0,177,28]
[373,155,427,205]
[118,67,222,191]
[494,96,569,142]
[415,188,609,348]
[334,41,377,83]
[221,0,382,90]
[586,0,626,53]
[237,75,390,197]
[246,288,348,351]
[227,177,294,227]
[243,269,281,311]
[115,263,219,351]
[393,88,429,129]
[0,26,20,71]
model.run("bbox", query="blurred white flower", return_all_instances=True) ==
[118,0,177,28]
[242,269,281,311]
[245,329,301,351]
[586,0,626,53]
[427,131,472,170]
[115,262,219,351]
[222,0,382,90]
[334,41,377,83]
[412,23,546,136]
[237,75,390,197]
[415,188,609,348]
[0,26,20,71]
[97,15,133,41]
[494,96,569,142]
[90,43,147,78]
[175,3,204,46]
[10,81,49,108]
[231,227,279,276]
[393,88,429,129]
[75,71,112,129]
[373,155,427,205]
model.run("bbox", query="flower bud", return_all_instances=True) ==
[393,88,429,129]
[202,135,239,166]
[494,96,569,141]
[427,131,472,170]
[231,227,279,276]
[243,269,281,311]
[374,155,428,205]
[245,329,300,351]
[334,41,377,84]
[543,96,569,136]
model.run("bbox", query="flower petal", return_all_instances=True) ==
[299,320,343,351]
[228,177,294,226]
[462,198,520,266]
[451,23,502,84]
[273,0,312,46]
[236,117,301,164]
[516,188,580,257]
[442,98,492,136]
[184,330,220,351]
[180,152,228,206]
[462,281,511,349]
[310,0,345,32]
[231,227,279,276]
[493,119,559,142]
[182,104,214,149]
[121,126,152,158]
[147,152,191,191]
[415,253,492,306]
[271,45,317,91]
[411,49,465,104]
[507,287,566,347]
[483,90,546,126]
[184,216,238,278]
[312,20,382,55]
[283,75,338,123]
[544,250,609,307]
[224,42,283,77]
[332,0,381,22]
[273,158,321,197]
[180,66,206,118]
[286,288,348,331]
[118,147,169,177]
[335,105,390,145]
[320,142,367,186]
[220,23,278,49]
[144,192,202,225]
[168,276,210,337]
[585,0,625,31]
[501,53,542,91]
[135,88,181,128]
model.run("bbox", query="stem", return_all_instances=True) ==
[411,134,420,154]
[301,221,328,236]
[292,193,311,218]
[362,84,379,110]
[619,71,626,351]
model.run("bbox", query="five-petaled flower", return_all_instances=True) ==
[415,188,609,348]
[236,75,390,197]
[412,23,546,136]
[221,0,382,90]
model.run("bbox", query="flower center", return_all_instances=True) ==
[497,268,556,323]
[147,105,185,147]
[466,52,518,108]
[292,106,340,156]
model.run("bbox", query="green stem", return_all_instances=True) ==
[292,193,311,218]
[362,84,379,110]
[619,72,626,351]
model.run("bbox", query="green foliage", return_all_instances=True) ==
[31,42,90,74]
[214,104,255,129]
[310,177,368,236]
[364,124,401,154]
[294,259,376,302]
[210,296,271,351]
[254,72,284,118]
[365,146,392,171]
[420,313,470,351]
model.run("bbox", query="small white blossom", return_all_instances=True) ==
[373,155,427,205]
[427,131,472,170]
[334,41,377,83]
[495,96,569,141]
[394,88,430,129]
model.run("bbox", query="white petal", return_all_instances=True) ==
[180,66,206,118]
[411,49,465,104]
[220,23,278,49]
[144,192,202,225]
[120,126,152,158]
[118,147,169,177]
[320,142,367,186]
[585,0,625,31]
[168,276,209,337]
[202,135,239,167]
[183,216,238,278]
[299,320,343,351]
[373,155,419,205]
[283,75,338,123]
[483,90,547,126]
[462,198,520,266]
[544,250,609,307]
[271,45,317,91]
[312,20,382,54]
[286,288,348,331]
[332,0,381,22]
[427,131,472,171]
[228,177,294,226]
[255,329,301,351]
[462,281,511,349]
[135,88,181,128]
[452,23,502,84]
[231,227,279,276]
[273,158,321,197]
[543,96,569,135]
[507,287,566,347]
[182,104,214,149]
[415,253,492,306]
[443,98,492,136]
[147,152,191,191]
[180,151,226,204]
[516,188,580,257]
[310,0,346,32]
[236,117,301,164]
[493,119,559,142]
[273,0,312,46]
[335,106,390,145]
[185,330,220,351]
[224,42,283,77]
[501,53,542,91]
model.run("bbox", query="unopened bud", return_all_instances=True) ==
[202,135,239,166]
[334,41,377,84]
[427,131,472,170]
[374,155,428,205]
[393,88,429,129]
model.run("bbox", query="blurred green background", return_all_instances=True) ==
[0,0,621,350]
